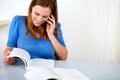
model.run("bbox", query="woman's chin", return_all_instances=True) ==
[34,23,41,27]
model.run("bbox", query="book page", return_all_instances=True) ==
[7,48,31,68]
[24,67,60,80]
[27,58,55,70]
[54,68,90,80]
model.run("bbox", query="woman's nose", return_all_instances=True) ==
[37,16,43,22]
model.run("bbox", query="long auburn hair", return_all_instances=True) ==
[26,0,58,40]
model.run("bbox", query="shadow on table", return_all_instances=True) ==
[0,58,27,80]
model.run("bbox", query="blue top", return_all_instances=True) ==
[7,15,66,60]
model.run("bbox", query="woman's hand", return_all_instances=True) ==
[46,15,68,60]
[46,15,55,38]
[4,47,15,65]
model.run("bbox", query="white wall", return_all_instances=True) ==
[58,0,120,62]
[58,0,108,62]
[0,0,30,20]
[0,0,120,62]
[58,0,100,61]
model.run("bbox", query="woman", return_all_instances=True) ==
[4,0,68,64]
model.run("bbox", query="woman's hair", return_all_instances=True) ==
[26,0,58,40]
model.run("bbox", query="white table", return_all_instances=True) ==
[56,61,120,80]
[0,58,120,80]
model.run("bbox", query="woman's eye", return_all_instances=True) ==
[43,16,48,18]
[35,12,40,16]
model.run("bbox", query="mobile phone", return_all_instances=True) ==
[44,14,53,25]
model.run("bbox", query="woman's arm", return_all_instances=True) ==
[49,35,68,60]
[4,16,20,64]
[4,46,15,64]
[46,15,68,60]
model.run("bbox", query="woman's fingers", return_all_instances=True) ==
[4,57,15,65]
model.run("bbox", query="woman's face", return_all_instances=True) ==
[31,5,51,27]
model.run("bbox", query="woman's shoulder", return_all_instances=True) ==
[12,15,27,21]
[57,22,63,34]
[57,22,61,28]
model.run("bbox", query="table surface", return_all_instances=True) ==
[0,58,120,80]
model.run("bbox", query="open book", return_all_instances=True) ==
[7,48,90,80]
[7,48,55,70]
[24,67,90,80]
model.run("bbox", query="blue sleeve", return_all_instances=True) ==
[7,16,19,47]
[57,23,66,47]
